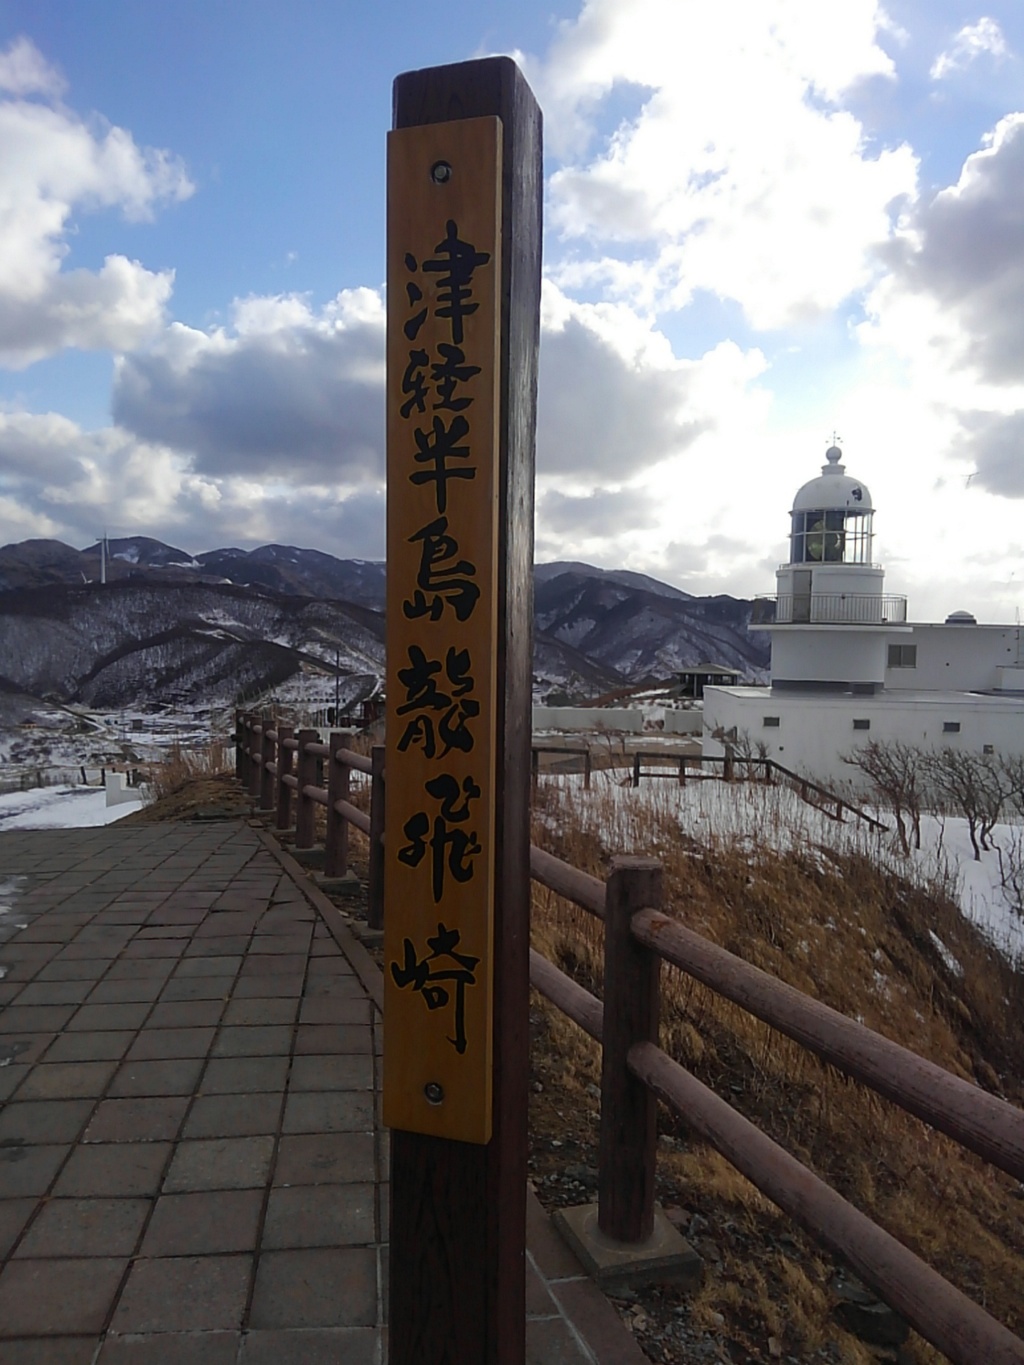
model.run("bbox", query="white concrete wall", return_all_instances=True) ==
[770,627,890,687]
[776,563,885,601]
[885,624,1024,692]
[662,709,703,735]
[532,706,644,734]
[702,685,1024,791]
[104,772,140,807]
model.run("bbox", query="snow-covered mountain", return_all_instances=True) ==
[0,538,769,707]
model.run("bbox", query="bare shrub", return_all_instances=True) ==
[842,739,926,853]
[922,747,1006,861]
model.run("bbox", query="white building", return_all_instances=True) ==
[703,446,1024,789]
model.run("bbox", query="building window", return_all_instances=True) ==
[942,721,961,733]
[852,719,870,731]
[888,644,917,668]
[763,716,780,728]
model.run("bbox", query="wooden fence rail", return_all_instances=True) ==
[230,712,1023,1365]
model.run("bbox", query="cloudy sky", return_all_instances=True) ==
[2,0,1024,623]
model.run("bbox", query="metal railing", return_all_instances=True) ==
[753,593,908,625]
[231,711,1024,1365]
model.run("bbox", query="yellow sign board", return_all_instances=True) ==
[383,116,503,1143]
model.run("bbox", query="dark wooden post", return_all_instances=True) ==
[388,56,541,1365]
[234,710,243,782]
[598,856,662,1243]
[247,717,262,799]
[294,728,318,850]
[723,743,735,783]
[678,756,687,786]
[259,713,275,813]
[531,747,539,792]
[324,732,349,878]
[276,725,295,832]
[366,744,386,930]
[632,752,642,788]
[584,747,592,790]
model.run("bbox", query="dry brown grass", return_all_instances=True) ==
[528,772,1024,1364]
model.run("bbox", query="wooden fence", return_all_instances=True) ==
[232,710,1024,1365]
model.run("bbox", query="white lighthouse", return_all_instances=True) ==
[765,444,908,696]
[702,443,1024,789]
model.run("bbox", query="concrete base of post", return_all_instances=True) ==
[552,1203,702,1292]
[290,846,325,870]
[315,871,362,893]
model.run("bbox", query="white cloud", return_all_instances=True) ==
[930,17,1009,80]
[0,37,193,369]
[112,288,386,481]
[531,0,916,329]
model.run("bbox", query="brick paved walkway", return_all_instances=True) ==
[0,821,645,1364]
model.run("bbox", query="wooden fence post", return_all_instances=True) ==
[259,712,275,813]
[294,728,318,850]
[531,747,539,792]
[234,710,244,782]
[598,856,662,1243]
[276,726,295,831]
[324,732,348,878]
[247,716,262,799]
[723,743,735,783]
[632,753,642,789]
[366,745,385,930]
[584,748,592,790]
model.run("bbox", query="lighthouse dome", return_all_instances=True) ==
[792,445,872,514]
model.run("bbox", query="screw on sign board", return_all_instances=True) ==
[384,115,502,1144]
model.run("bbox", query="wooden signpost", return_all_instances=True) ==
[385,56,542,1364]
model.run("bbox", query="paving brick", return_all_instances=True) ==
[183,938,250,958]
[0,1098,94,1144]
[293,1024,371,1054]
[175,955,243,976]
[54,1142,172,1197]
[222,997,298,1026]
[238,953,307,975]
[68,1003,152,1032]
[525,1316,596,1363]
[139,1187,263,1256]
[126,1027,217,1060]
[34,958,112,982]
[231,975,304,999]
[0,1142,70,1197]
[86,978,165,1004]
[262,1183,374,1249]
[160,975,235,1002]
[12,979,94,1006]
[146,999,224,1029]
[288,1055,373,1091]
[303,976,363,1000]
[305,956,357,976]
[84,1096,189,1143]
[97,1331,240,1362]
[549,1278,649,1364]
[0,1256,128,1336]
[296,993,368,1026]
[110,1254,252,1333]
[45,1030,137,1063]
[105,960,174,980]
[183,1092,284,1139]
[0,1036,55,1067]
[14,1060,118,1100]
[107,1058,205,1097]
[195,914,259,937]
[0,1066,28,1102]
[0,1005,77,1033]
[240,1327,379,1363]
[272,1133,376,1187]
[249,1247,377,1329]
[121,939,188,959]
[281,1092,373,1136]
[0,1337,98,1363]
[13,1195,150,1257]
[200,1056,290,1094]
[211,1026,293,1058]
[246,937,310,957]
[162,1136,275,1192]
[0,1197,36,1257]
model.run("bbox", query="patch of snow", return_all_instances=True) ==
[928,930,963,976]
[0,785,143,832]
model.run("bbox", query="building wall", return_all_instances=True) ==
[702,686,1024,792]
[532,706,643,734]
[770,627,890,687]
[885,624,1024,692]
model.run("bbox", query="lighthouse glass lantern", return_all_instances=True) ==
[789,448,874,566]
